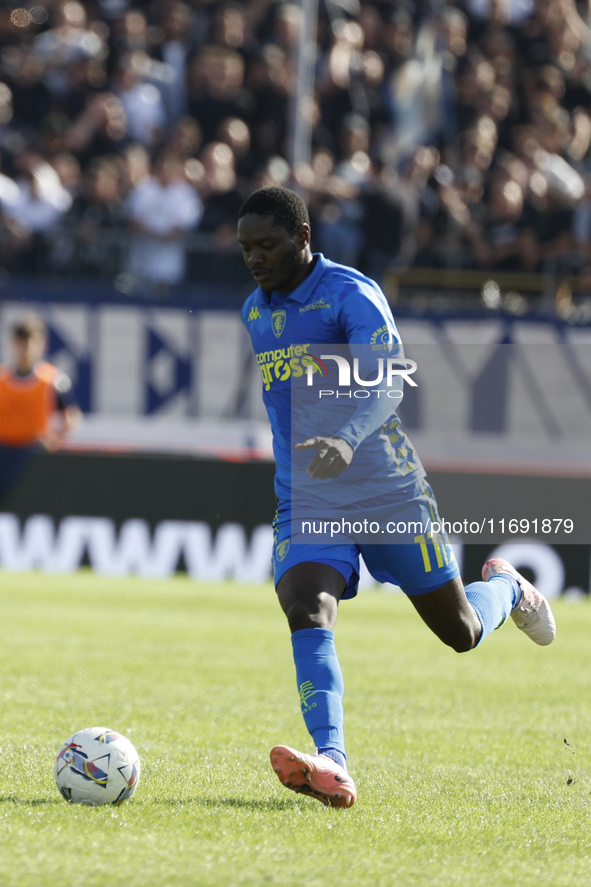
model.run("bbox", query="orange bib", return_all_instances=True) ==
[0,362,59,447]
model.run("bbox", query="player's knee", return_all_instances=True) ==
[449,637,477,654]
[280,591,338,632]
[446,621,480,653]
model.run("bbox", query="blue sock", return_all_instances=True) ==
[465,575,521,645]
[317,746,347,770]
[291,628,346,765]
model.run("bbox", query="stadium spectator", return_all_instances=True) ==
[51,151,83,199]
[108,8,150,61]
[209,1,249,54]
[33,0,106,98]
[197,140,243,246]
[188,46,253,145]
[250,154,291,190]
[1,156,72,271]
[125,152,202,288]
[268,3,302,54]
[0,314,81,500]
[113,52,166,146]
[359,156,420,281]
[313,112,371,268]
[166,116,203,161]
[245,44,290,162]
[316,20,366,130]
[2,49,51,136]
[154,1,194,126]
[217,115,255,180]
[56,155,124,276]
[63,91,127,166]
[120,142,150,194]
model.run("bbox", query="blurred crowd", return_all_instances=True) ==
[1,0,591,290]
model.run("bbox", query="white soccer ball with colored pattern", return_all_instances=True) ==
[55,727,141,806]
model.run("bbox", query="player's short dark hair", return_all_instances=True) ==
[238,187,309,235]
[13,313,46,340]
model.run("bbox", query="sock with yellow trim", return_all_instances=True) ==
[291,628,347,765]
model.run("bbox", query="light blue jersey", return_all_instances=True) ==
[241,253,425,505]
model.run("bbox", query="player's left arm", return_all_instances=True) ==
[40,372,82,451]
[298,282,405,479]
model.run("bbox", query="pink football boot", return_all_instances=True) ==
[482,557,556,646]
[270,745,357,808]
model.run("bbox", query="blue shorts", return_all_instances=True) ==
[272,477,460,598]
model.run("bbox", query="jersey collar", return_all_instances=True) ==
[255,253,327,305]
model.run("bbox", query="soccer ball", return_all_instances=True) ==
[55,727,141,806]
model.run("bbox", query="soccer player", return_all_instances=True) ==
[0,314,81,499]
[237,187,556,809]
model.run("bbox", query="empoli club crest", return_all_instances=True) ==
[275,539,290,561]
[271,310,286,338]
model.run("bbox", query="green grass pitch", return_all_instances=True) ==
[0,570,590,887]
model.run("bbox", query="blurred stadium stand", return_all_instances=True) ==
[0,0,590,314]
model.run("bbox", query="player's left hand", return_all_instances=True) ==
[295,437,354,479]
[38,430,62,452]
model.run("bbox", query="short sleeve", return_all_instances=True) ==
[54,372,77,410]
[336,279,400,347]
